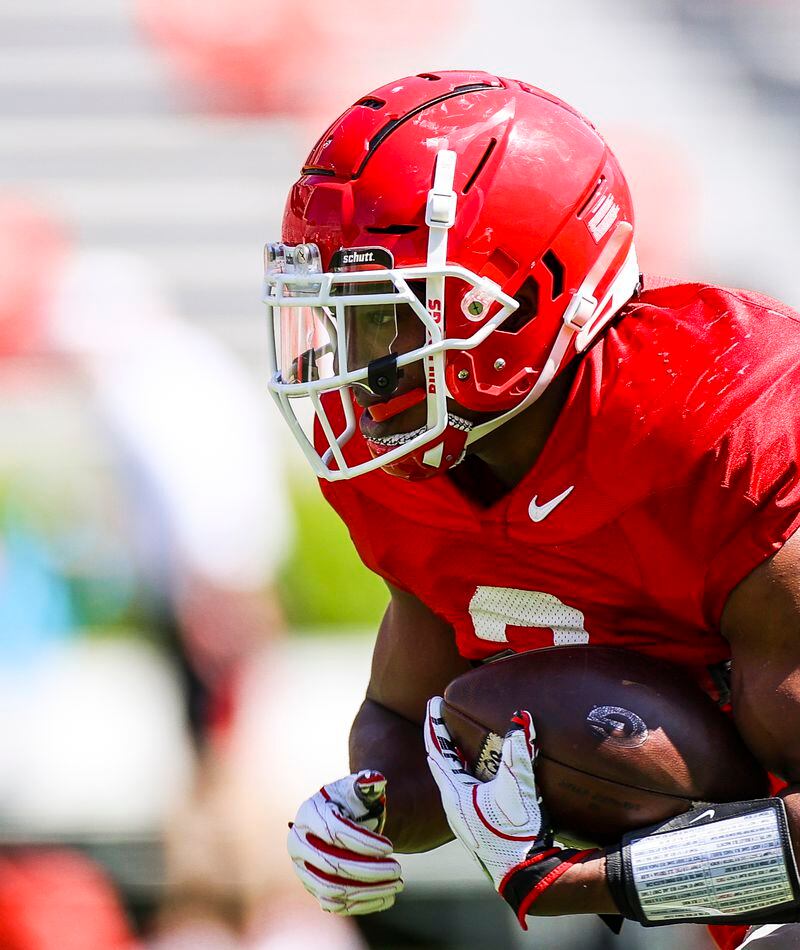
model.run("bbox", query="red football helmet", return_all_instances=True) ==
[264,70,638,480]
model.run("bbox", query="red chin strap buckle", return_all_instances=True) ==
[367,388,426,422]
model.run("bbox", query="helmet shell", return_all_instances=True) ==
[283,70,634,412]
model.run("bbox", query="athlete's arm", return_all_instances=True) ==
[350,583,472,853]
[554,524,800,908]
[427,528,800,932]
[720,526,800,845]
[287,584,470,914]
[532,527,800,918]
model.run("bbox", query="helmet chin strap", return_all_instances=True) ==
[465,223,638,448]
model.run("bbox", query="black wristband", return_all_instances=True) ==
[607,798,800,927]
[605,843,637,919]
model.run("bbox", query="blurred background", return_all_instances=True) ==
[0,0,797,947]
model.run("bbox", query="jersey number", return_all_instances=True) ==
[468,586,590,645]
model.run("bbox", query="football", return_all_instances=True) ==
[442,646,769,845]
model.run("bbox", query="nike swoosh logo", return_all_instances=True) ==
[688,808,716,825]
[528,485,574,523]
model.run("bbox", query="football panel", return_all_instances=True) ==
[538,757,694,844]
[443,646,767,802]
[440,702,695,843]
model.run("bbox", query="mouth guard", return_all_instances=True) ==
[367,387,426,422]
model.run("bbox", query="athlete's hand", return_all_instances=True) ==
[425,698,595,927]
[287,770,404,915]
[424,697,547,887]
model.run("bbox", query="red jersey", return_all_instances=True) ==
[318,277,800,950]
[319,278,800,695]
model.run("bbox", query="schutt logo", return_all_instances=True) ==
[341,249,376,265]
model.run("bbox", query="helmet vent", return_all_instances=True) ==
[358,98,386,109]
[499,277,539,334]
[542,250,565,299]
[366,224,418,234]
[360,84,501,176]
[578,177,606,218]
[463,138,497,194]
[453,82,494,93]
[417,73,442,81]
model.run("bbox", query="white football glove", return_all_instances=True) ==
[287,770,404,915]
[425,697,595,927]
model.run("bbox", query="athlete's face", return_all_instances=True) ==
[354,281,539,444]
[345,281,426,438]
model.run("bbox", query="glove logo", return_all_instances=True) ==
[586,705,648,748]
[474,731,504,781]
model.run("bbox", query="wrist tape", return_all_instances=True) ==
[606,798,800,926]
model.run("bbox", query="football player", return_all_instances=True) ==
[267,71,800,949]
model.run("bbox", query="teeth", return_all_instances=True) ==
[366,424,427,447]
[365,413,473,447]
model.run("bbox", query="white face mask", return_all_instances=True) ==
[263,150,519,482]
[263,149,639,483]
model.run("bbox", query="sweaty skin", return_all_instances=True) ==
[349,360,800,942]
